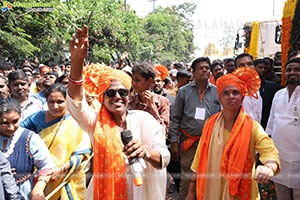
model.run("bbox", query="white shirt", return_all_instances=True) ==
[21,97,43,121]
[66,94,170,200]
[266,86,300,189]
[243,91,262,123]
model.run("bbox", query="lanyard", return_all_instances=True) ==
[198,88,206,104]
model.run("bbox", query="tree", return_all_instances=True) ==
[0,0,73,65]
[143,3,197,63]
[0,0,197,65]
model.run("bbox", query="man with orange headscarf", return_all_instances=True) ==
[152,64,175,111]
[67,25,170,200]
[186,67,280,200]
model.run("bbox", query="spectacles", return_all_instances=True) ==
[104,88,129,98]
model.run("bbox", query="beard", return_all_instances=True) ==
[287,80,299,85]
[286,75,300,85]
[153,85,163,94]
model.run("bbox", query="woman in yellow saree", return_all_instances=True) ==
[21,83,92,200]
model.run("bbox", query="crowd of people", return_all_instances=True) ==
[0,24,300,200]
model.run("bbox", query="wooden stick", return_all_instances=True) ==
[45,153,94,200]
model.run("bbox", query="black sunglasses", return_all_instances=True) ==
[104,88,129,98]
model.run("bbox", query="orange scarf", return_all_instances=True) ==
[196,107,253,200]
[93,106,127,200]
[82,63,132,200]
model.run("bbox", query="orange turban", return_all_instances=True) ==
[216,67,261,98]
[83,63,132,200]
[83,63,132,103]
[154,64,169,80]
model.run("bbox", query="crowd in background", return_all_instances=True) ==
[0,35,300,200]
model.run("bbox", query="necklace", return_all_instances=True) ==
[3,127,23,158]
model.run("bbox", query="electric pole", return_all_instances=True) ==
[149,0,157,14]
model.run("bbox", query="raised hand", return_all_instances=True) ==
[70,25,89,63]
[68,25,89,101]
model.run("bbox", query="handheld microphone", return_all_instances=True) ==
[121,129,143,186]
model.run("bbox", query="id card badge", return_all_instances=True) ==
[194,107,206,120]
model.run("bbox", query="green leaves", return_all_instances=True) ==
[143,3,196,63]
[0,0,196,65]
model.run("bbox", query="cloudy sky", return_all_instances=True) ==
[127,0,286,56]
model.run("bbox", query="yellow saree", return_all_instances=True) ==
[39,114,92,200]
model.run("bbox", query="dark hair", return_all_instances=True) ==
[22,65,34,71]
[8,70,29,84]
[210,62,222,71]
[30,63,38,69]
[263,57,274,67]
[254,59,268,67]
[234,53,253,66]
[191,57,211,71]
[45,71,58,79]
[0,64,11,71]
[163,77,171,85]
[51,63,58,67]
[44,83,67,99]
[176,69,192,81]
[174,63,183,69]
[22,68,33,75]
[0,98,21,117]
[288,50,300,61]
[0,75,8,85]
[285,58,300,68]
[132,63,156,80]
[224,58,234,65]
[33,68,40,75]
[55,73,68,84]
[212,59,224,66]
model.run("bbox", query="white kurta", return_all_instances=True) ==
[243,91,263,124]
[66,94,170,200]
[266,86,300,189]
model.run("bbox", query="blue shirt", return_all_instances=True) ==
[31,91,46,105]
